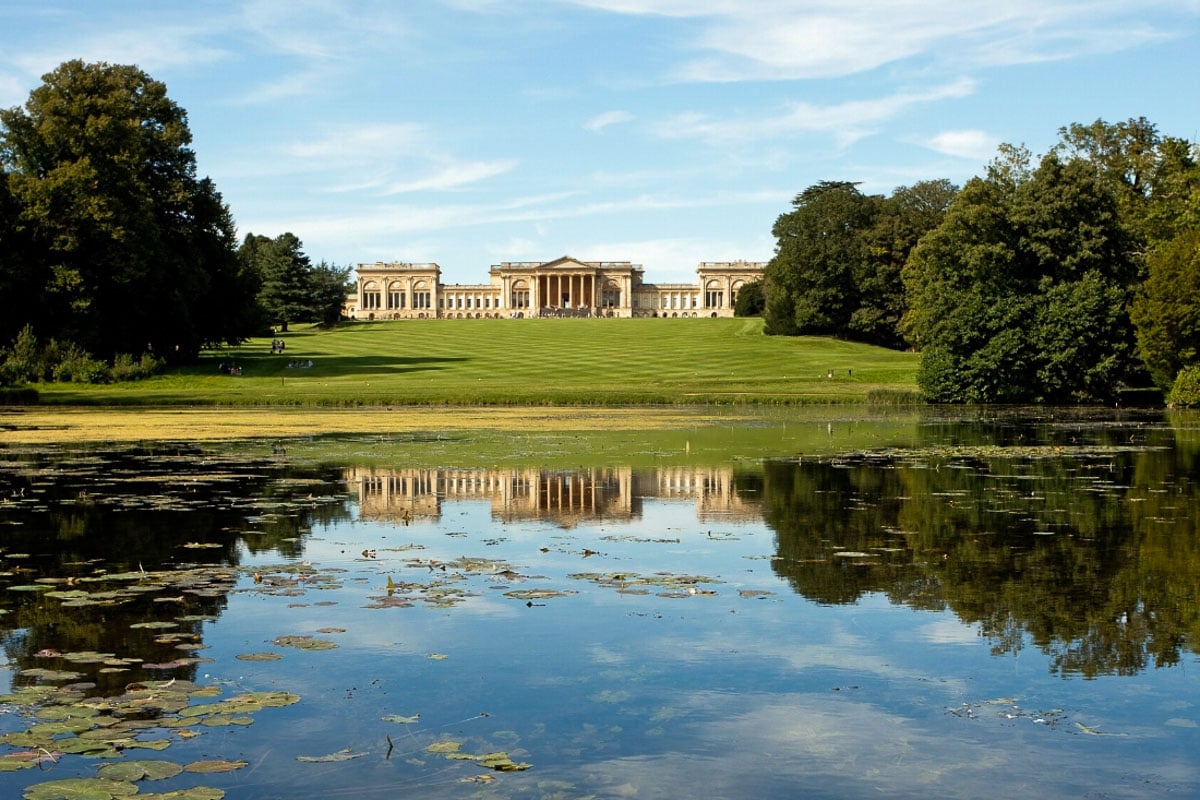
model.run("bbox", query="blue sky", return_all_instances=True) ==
[2,1,1198,285]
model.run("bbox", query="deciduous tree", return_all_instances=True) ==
[903,153,1137,403]
[0,60,254,359]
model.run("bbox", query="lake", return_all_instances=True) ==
[0,408,1197,799]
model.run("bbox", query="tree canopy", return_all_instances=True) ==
[764,179,955,348]
[762,117,1199,404]
[0,60,257,360]
[901,151,1137,403]
[239,232,351,332]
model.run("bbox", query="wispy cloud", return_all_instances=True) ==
[557,0,1199,82]
[923,129,1001,160]
[239,0,410,60]
[654,78,976,146]
[381,160,518,194]
[9,26,231,81]
[271,123,516,196]
[584,110,635,131]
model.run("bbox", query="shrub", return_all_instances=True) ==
[52,343,111,384]
[111,352,167,381]
[4,325,44,382]
[1167,366,1200,408]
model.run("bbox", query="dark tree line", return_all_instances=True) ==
[764,118,1200,404]
[0,60,349,381]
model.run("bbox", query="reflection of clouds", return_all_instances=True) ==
[574,691,1190,800]
[918,618,982,645]
[573,695,992,798]
[641,622,966,691]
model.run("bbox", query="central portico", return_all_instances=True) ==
[347,255,765,320]
[493,255,639,316]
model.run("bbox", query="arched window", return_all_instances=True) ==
[704,280,724,309]
[510,280,530,309]
[412,281,431,310]
[388,281,405,310]
[362,281,382,310]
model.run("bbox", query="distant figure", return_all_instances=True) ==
[827,369,833,378]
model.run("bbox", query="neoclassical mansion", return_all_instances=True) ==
[343,255,766,320]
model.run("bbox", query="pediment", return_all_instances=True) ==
[539,255,592,270]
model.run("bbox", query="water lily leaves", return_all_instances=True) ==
[476,752,532,772]
[234,652,282,662]
[139,789,225,800]
[0,759,38,772]
[381,714,420,724]
[272,634,337,651]
[503,588,576,601]
[296,748,367,762]
[97,759,184,781]
[19,668,86,682]
[183,759,248,773]
[424,740,531,772]
[568,571,720,595]
[237,691,301,708]
[22,777,139,800]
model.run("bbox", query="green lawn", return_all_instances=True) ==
[35,317,919,406]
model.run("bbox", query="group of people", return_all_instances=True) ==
[217,338,314,375]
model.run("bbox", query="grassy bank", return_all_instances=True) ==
[30,317,919,406]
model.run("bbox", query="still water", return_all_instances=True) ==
[0,411,1197,799]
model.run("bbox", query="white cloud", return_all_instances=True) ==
[381,160,518,194]
[239,0,410,60]
[923,129,1001,160]
[10,27,230,80]
[557,0,1200,82]
[285,123,428,164]
[654,78,976,145]
[584,109,635,131]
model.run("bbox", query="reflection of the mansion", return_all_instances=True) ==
[347,466,759,527]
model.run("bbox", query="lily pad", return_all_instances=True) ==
[273,635,337,651]
[98,760,184,781]
[234,652,282,662]
[503,588,576,601]
[22,777,139,800]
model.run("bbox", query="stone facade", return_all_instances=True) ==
[344,255,765,320]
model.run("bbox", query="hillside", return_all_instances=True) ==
[33,317,919,406]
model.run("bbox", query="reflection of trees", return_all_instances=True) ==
[763,431,1200,677]
[0,446,353,692]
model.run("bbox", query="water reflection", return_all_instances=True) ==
[348,465,761,526]
[0,419,1198,797]
[3,439,1199,683]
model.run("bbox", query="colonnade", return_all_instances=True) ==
[536,272,597,308]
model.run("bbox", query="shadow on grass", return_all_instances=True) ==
[189,354,469,377]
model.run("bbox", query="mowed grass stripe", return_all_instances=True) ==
[35,318,919,406]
